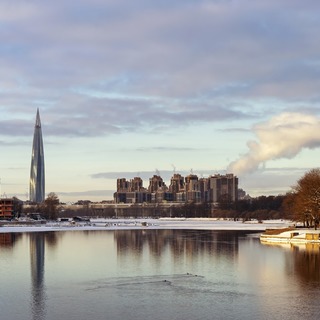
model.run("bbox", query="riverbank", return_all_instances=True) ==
[260,227,320,244]
[0,218,293,233]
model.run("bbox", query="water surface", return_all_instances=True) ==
[0,230,319,320]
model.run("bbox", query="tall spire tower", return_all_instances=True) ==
[30,109,45,203]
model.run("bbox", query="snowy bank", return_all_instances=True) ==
[260,228,320,244]
[0,218,293,233]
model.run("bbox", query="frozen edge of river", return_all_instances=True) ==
[0,218,293,233]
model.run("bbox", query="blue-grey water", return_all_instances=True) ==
[0,229,319,320]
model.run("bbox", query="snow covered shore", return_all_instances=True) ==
[0,218,293,233]
[260,228,320,244]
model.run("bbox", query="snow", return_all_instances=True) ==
[0,218,293,233]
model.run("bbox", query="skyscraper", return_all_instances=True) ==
[30,109,45,203]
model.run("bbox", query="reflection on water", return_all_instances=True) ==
[294,244,320,283]
[30,233,46,320]
[262,242,320,283]
[0,232,23,248]
[115,229,241,257]
[0,230,320,320]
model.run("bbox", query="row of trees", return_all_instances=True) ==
[217,195,286,221]
[24,192,60,220]
[216,168,320,228]
[20,169,320,229]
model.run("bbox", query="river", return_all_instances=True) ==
[0,229,319,320]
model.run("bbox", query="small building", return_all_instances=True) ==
[0,198,14,219]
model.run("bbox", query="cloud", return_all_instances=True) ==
[2,0,320,100]
[56,189,114,197]
[228,112,320,175]
[238,166,313,196]
[0,119,34,137]
[1,93,248,137]
[0,139,30,146]
[1,0,320,138]
[135,146,197,152]
[91,171,176,181]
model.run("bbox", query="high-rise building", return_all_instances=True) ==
[30,109,45,203]
[208,174,238,202]
[117,178,129,192]
[185,174,200,202]
[148,175,167,193]
[169,174,184,193]
[129,177,143,192]
[114,173,239,205]
[169,173,185,202]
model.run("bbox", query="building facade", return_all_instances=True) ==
[0,198,14,219]
[29,109,45,203]
[114,173,238,204]
[206,174,239,202]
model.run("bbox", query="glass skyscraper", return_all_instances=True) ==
[30,109,45,203]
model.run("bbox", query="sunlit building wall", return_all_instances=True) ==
[208,174,238,202]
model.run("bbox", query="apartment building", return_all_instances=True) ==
[114,173,238,204]
[207,174,238,202]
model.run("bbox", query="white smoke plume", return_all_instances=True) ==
[228,112,320,175]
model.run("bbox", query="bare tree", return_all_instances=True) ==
[41,192,60,220]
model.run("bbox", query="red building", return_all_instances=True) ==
[0,198,14,219]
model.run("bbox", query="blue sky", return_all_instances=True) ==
[1,0,320,202]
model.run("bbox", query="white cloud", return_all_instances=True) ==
[228,112,320,175]
[1,0,320,201]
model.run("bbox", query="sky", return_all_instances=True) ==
[1,0,320,203]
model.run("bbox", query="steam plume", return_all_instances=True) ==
[228,112,320,175]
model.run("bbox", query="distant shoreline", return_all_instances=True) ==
[0,218,293,233]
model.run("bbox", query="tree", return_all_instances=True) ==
[42,192,60,220]
[293,169,320,229]
[12,197,23,217]
[281,192,296,221]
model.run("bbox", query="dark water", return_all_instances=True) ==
[0,229,320,320]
